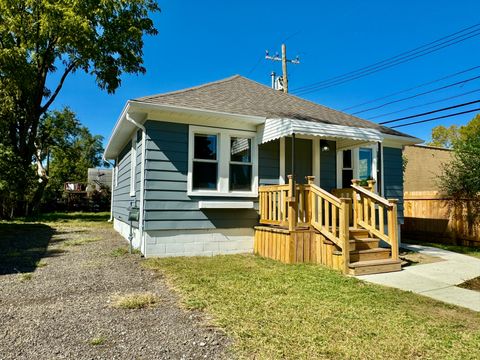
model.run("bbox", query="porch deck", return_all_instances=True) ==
[254,176,401,275]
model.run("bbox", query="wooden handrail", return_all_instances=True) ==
[351,180,399,260]
[351,184,393,208]
[259,185,290,192]
[310,184,342,207]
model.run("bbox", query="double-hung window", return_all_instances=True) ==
[192,133,218,190]
[188,126,258,197]
[229,137,252,191]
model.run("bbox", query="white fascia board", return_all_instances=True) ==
[130,100,266,125]
[104,102,133,159]
[382,133,423,148]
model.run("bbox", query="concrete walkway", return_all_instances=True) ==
[357,244,480,311]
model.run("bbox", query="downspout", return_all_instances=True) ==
[103,159,116,222]
[126,113,147,257]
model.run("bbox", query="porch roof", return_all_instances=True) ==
[259,118,384,145]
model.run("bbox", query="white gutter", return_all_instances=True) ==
[125,113,147,257]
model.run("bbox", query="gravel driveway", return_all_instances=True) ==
[0,221,229,359]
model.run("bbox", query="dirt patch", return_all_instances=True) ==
[399,248,444,267]
[458,276,480,292]
[0,221,229,359]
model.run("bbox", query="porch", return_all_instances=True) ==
[254,176,401,275]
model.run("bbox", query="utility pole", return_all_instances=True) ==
[265,43,300,93]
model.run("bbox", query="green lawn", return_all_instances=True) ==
[144,255,480,360]
[404,238,480,259]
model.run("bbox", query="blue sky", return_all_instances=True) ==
[47,0,480,145]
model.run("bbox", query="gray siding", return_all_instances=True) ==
[259,140,279,185]
[320,140,337,191]
[383,147,404,223]
[144,120,259,231]
[113,135,140,227]
[285,137,312,184]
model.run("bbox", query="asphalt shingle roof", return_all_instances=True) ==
[135,75,413,138]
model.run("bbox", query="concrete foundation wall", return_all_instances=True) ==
[145,228,254,257]
[113,218,142,250]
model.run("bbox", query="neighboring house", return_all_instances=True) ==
[87,168,113,193]
[104,75,421,261]
[403,145,453,192]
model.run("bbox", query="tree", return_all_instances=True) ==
[36,108,105,210]
[0,0,159,215]
[427,125,459,148]
[439,114,480,237]
[427,114,480,148]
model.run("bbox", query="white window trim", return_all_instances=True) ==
[187,125,258,197]
[129,135,136,197]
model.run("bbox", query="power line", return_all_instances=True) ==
[368,88,480,120]
[342,65,480,112]
[380,99,480,124]
[295,29,480,95]
[390,107,480,128]
[351,75,480,115]
[293,24,480,94]
[292,23,480,95]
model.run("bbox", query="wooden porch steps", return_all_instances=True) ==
[348,259,402,276]
[347,227,402,275]
[349,248,391,262]
[349,238,379,251]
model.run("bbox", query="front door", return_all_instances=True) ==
[285,137,312,184]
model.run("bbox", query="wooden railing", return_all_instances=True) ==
[259,184,290,227]
[308,178,351,273]
[259,176,351,273]
[351,179,399,260]
[258,176,398,273]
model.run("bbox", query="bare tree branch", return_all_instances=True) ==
[40,61,76,114]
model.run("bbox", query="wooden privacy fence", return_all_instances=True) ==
[403,191,480,246]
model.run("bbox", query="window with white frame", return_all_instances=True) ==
[129,135,136,196]
[229,137,252,191]
[188,126,258,196]
[192,133,218,190]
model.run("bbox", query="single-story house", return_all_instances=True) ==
[104,75,421,273]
